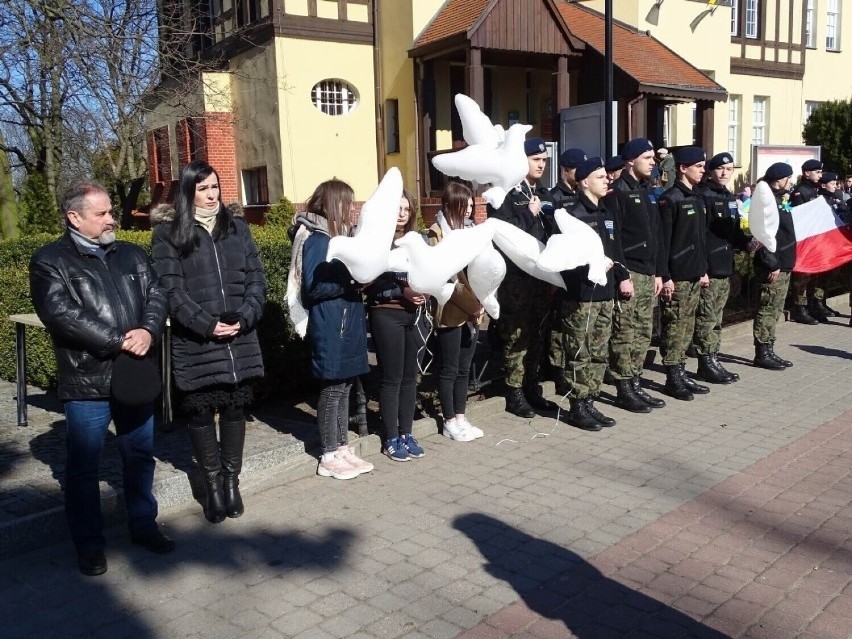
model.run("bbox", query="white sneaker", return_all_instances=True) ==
[317,453,359,480]
[443,417,476,442]
[337,445,374,474]
[457,416,484,439]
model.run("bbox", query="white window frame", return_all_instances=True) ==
[826,0,840,50]
[752,97,768,146]
[312,79,359,116]
[731,0,739,35]
[745,0,759,38]
[806,0,817,48]
[728,96,740,165]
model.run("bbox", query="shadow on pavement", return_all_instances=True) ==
[791,344,852,360]
[454,513,727,639]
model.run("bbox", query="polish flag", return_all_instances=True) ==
[792,197,852,274]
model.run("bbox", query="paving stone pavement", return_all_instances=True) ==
[1,318,851,639]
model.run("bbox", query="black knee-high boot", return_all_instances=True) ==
[219,419,245,518]
[188,422,226,523]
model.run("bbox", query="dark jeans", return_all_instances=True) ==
[436,324,479,418]
[63,399,158,552]
[317,379,353,454]
[370,308,418,440]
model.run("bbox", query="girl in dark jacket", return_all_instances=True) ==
[296,179,373,480]
[151,160,266,523]
[364,190,427,462]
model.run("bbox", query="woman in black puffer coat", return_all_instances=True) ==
[151,160,266,523]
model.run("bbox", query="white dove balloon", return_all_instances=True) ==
[394,221,498,305]
[467,246,506,318]
[489,218,565,288]
[536,209,611,286]
[748,181,780,252]
[326,167,402,283]
[455,93,506,148]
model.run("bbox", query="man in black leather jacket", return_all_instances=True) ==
[29,181,172,576]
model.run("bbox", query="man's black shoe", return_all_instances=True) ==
[524,385,557,412]
[790,305,819,325]
[631,377,666,408]
[505,387,535,419]
[754,343,785,370]
[567,399,602,431]
[614,379,652,413]
[584,398,616,427]
[78,549,107,576]
[131,529,176,554]
[808,300,829,323]
[818,299,840,317]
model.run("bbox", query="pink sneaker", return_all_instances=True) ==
[338,445,374,474]
[317,453,359,480]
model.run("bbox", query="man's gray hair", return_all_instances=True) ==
[60,181,109,217]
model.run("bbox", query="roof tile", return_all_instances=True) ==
[415,0,492,48]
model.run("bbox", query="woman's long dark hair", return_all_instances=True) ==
[398,188,418,234]
[170,160,230,254]
[441,182,472,230]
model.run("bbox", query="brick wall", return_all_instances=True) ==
[203,112,239,204]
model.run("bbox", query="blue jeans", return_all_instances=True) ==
[63,399,158,552]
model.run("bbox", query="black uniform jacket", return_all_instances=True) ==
[754,187,797,272]
[791,180,819,206]
[30,235,167,400]
[549,180,578,212]
[559,193,630,302]
[603,172,663,278]
[658,181,709,282]
[696,180,751,278]
[487,183,554,277]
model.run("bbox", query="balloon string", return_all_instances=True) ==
[415,304,435,375]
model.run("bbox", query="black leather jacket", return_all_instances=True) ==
[30,234,167,400]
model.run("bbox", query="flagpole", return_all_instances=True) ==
[605,0,613,156]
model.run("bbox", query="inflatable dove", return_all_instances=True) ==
[431,95,530,209]
[326,167,402,283]
[536,209,612,286]
[394,221,498,305]
[747,181,780,252]
[489,218,565,288]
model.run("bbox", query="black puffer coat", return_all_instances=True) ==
[151,214,266,391]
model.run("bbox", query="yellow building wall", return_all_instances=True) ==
[275,37,378,203]
[801,2,852,129]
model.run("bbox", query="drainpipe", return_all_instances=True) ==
[413,75,422,199]
[373,0,386,178]
[627,94,644,139]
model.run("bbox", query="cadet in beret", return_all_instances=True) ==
[657,146,711,401]
[605,156,625,184]
[752,162,797,370]
[553,157,631,431]
[603,137,666,413]
[550,147,587,211]
[488,137,558,418]
[790,158,828,324]
[693,152,755,384]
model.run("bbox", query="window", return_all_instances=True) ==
[745,0,759,38]
[243,167,268,205]
[662,105,673,147]
[752,97,768,145]
[826,0,840,50]
[691,104,698,146]
[806,0,817,47]
[188,118,206,161]
[804,100,823,123]
[153,128,170,183]
[728,96,741,164]
[312,79,359,116]
[385,99,400,154]
[235,0,265,28]
[731,0,739,35]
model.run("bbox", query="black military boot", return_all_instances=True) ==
[567,399,602,431]
[807,299,829,323]
[768,341,793,368]
[523,382,557,412]
[754,342,785,370]
[632,377,666,408]
[664,365,694,401]
[697,355,733,384]
[817,299,840,317]
[790,305,819,324]
[219,418,246,518]
[710,354,739,382]
[187,423,227,523]
[614,379,652,413]
[584,398,616,427]
[506,387,535,418]
[554,377,571,398]
[681,365,710,394]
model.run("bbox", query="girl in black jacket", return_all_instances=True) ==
[151,160,266,523]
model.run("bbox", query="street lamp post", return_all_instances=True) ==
[604,0,614,157]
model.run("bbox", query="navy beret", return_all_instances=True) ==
[559,147,587,168]
[674,146,706,167]
[819,172,838,184]
[621,138,654,160]
[605,156,625,172]
[524,137,548,157]
[764,162,793,181]
[707,152,734,170]
[575,157,605,181]
[802,159,822,171]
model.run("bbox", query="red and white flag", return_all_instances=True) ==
[792,197,852,274]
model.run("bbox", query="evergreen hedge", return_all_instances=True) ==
[0,228,310,398]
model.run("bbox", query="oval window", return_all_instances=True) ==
[311,79,359,116]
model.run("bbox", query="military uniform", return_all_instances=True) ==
[547,179,578,380]
[790,179,826,321]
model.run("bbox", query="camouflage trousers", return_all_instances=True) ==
[693,276,730,356]
[548,295,566,372]
[791,273,825,305]
[609,271,655,380]
[497,272,553,389]
[753,269,791,343]
[661,280,701,365]
[553,298,613,399]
